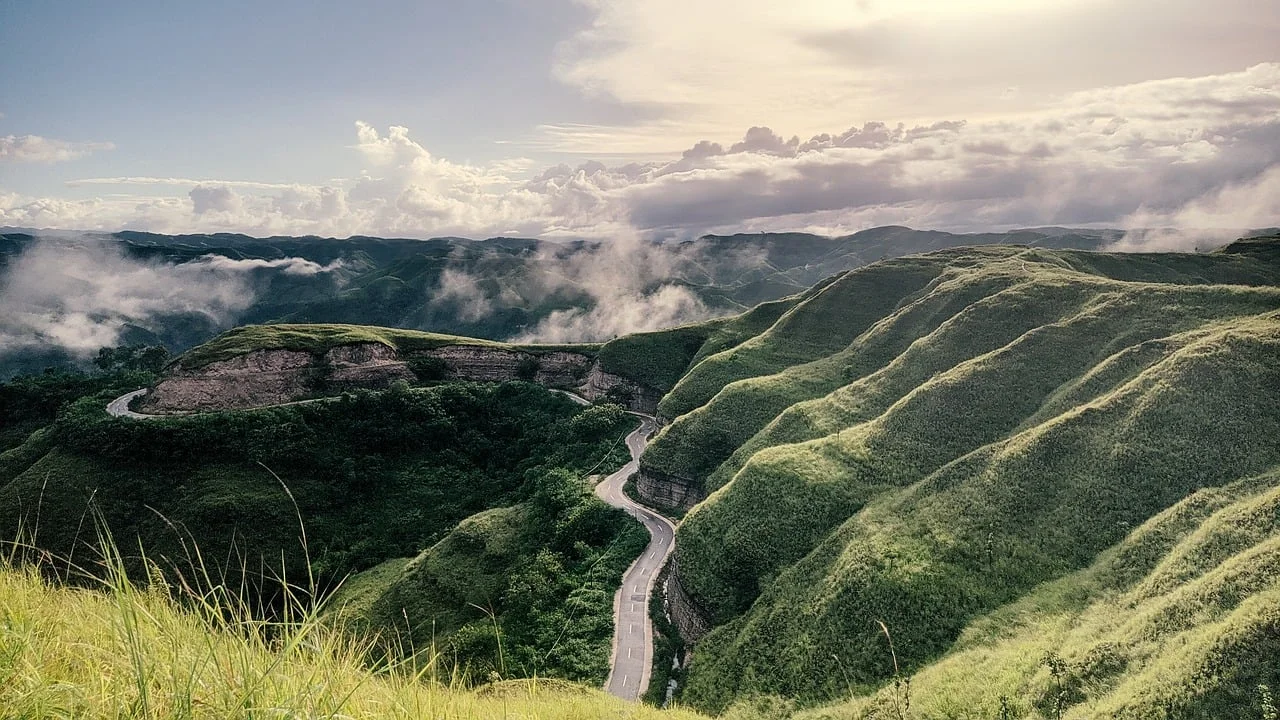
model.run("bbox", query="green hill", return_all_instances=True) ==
[0,379,641,683]
[636,237,1280,714]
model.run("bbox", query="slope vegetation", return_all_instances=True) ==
[0,380,640,682]
[638,238,1280,713]
[0,560,707,719]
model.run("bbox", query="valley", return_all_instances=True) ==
[2,234,1279,718]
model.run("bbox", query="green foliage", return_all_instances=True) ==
[333,467,649,684]
[642,238,1280,713]
[0,381,632,611]
[515,354,540,380]
[93,344,171,373]
[0,558,709,719]
[406,354,451,381]
[0,367,156,451]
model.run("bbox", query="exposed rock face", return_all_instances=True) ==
[578,365,663,415]
[667,556,713,644]
[635,464,705,514]
[143,341,658,415]
[328,343,416,388]
[142,348,316,413]
[418,346,592,387]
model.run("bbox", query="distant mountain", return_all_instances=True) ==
[1,226,1264,378]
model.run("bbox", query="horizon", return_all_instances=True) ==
[1,1,1277,245]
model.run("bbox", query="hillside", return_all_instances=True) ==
[0,379,643,682]
[0,560,707,719]
[629,237,1280,714]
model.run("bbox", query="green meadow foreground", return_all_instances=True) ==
[0,559,703,719]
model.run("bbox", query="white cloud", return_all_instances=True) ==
[191,255,345,276]
[3,65,1277,240]
[0,238,349,358]
[545,0,1280,154]
[68,176,314,190]
[189,184,242,215]
[0,134,115,163]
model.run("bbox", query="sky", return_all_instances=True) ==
[2,0,1278,241]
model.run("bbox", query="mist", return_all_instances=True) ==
[491,236,752,343]
[0,237,338,359]
[424,233,757,338]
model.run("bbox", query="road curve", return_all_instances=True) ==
[596,414,675,701]
[106,389,328,419]
[106,389,157,419]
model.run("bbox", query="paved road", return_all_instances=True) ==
[595,413,676,701]
[106,389,328,419]
[105,389,157,419]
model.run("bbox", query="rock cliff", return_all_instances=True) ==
[665,556,713,644]
[577,365,663,415]
[142,341,657,415]
[634,464,705,515]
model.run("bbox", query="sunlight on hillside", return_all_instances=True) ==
[0,559,705,720]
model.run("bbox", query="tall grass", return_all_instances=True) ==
[0,529,703,719]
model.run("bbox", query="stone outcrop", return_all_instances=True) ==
[327,343,416,388]
[142,340,660,415]
[419,346,592,387]
[142,348,316,413]
[634,464,705,514]
[578,365,663,415]
[666,556,713,644]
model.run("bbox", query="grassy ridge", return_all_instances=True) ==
[177,323,600,369]
[651,238,1280,712]
[797,469,1280,719]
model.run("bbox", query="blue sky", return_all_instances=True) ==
[2,1,603,194]
[1,0,1278,241]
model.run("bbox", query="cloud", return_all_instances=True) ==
[0,134,115,163]
[432,268,494,322]
[4,65,1278,241]
[0,238,255,357]
[0,238,350,359]
[545,0,1280,154]
[189,185,242,215]
[69,176,313,190]
[1108,165,1280,251]
[516,283,709,343]
[190,255,345,276]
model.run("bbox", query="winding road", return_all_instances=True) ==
[112,386,677,701]
[554,391,677,700]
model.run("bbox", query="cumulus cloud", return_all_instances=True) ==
[548,0,1280,153]
[6,64,1278,242]
[189,184,242,215]
[0,134,114,163]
